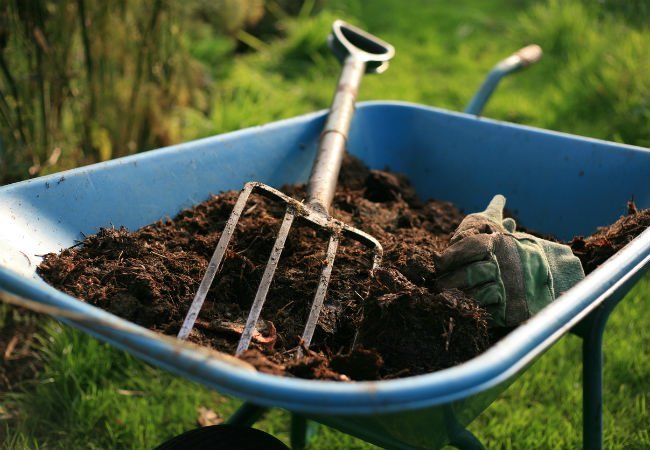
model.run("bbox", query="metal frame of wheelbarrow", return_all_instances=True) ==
[0,101,648,450]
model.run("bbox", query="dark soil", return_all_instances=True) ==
[570,201,650,274]
[37,156,649,381]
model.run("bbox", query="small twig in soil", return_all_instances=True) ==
[442,317,455,352]
[243,204,258,216]
[275,301,294,315]
[236,236,262,258]
[150,250,169,259]
[349,329,359,352]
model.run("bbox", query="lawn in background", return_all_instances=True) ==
[1,0,648,448]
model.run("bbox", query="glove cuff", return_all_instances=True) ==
[537,239,585,297]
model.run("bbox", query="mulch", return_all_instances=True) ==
[35,155,649,381]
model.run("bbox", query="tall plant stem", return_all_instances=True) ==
[76,0,98,160]
[35,43,48,163]
[0,52,28,146]
[122,0,163,153]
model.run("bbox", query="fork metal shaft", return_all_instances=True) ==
[306,56,365,215]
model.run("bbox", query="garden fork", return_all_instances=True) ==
[177,20,394,357]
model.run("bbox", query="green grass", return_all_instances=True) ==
[178,0,650,147]
[1,0,649,448]
[1,319,241,449]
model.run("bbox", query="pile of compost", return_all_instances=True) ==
[37,156,649,381]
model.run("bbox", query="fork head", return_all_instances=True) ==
[178,181,383,356]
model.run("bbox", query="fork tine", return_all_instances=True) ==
[236,207,296,355]
[181,181,385,358]
[298,232,339,356]
[177,183,255,341]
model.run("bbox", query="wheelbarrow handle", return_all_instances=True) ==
[306,20,395,215]
[464,44,543,115]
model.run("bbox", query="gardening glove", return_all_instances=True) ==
[434,195,585,328]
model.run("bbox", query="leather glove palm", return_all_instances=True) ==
[434,195,585,328]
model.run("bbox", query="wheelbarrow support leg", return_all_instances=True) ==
[226,402,269,427]
[445,405,485,450]
[291,414,319,450]
[573,272,645,450]
[581,300,618,450]
[583,318,604,450]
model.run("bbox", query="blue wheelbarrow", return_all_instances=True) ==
[0,28,649,450]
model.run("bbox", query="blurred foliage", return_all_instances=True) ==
[195,0,266,35]
[585,0,650,29]
[0,0,648,183]
[515,0,650,147]
[0,0,200,182]
[0,0,317,184]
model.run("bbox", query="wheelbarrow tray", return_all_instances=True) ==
[1,101,649,449]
